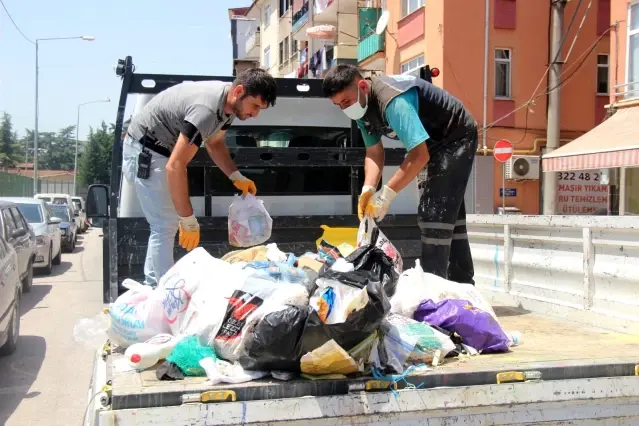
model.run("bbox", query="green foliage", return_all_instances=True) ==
[0,112,115,186]
[78,121,115,185]
[1,113,19,168]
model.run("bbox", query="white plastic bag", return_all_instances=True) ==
[310,276,369,324]
[381,314,456,373]
[199,357,268,385]
[108,279,169,348]
[158,247,250,338]
[357,216,403,274]
[390,259,499,321]
[228,194,273,248]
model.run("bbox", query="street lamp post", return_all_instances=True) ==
[34,35,95,194]
[74,98,110,195]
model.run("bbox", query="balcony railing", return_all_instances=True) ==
[245,31,260,57]
[614,81,639,101]
[292,1,310,32]
[357,32,385,62]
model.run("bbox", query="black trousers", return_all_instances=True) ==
[418,128,478,285]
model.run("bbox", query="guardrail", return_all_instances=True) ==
[467,215,639,328]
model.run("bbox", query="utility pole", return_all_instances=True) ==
[543,0,566,214]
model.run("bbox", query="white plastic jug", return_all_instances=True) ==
[124,334,179,370]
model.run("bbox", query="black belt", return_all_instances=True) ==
[133,134,172,158]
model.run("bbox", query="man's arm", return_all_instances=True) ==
[364,143,384,188]
[204,130,237,177]
[384,90,430,193]
[356,121,384,189]
[166,133,200,217]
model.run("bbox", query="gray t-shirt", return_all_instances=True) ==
[128,80,235,152]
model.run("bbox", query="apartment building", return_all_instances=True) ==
[230,8,260,76]
[357,0,611,214]
[542,0,639,215]
[232,0,358,78]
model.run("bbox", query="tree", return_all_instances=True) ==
[78,121,115,185]
[0,113,16,168]
[38,125,77,170]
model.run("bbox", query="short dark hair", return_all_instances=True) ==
[233,68,277,107]
[322,65,363,97]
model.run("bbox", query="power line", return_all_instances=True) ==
[479,24,613,141]
[0,0,35,45]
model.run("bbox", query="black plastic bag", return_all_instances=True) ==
[240,305,321,371]
[240,267,391,372]
[343,245,399,298]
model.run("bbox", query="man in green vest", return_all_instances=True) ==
[323,65,478,285]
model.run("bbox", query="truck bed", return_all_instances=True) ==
[107,305,639,410]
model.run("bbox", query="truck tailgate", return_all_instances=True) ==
[106,305,639,411]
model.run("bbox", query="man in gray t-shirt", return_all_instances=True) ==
[122,68,277,287]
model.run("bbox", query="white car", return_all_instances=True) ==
[71,196,88,233]
[10,198,62,275]
[34,193,83,232]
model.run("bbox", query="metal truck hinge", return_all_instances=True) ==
[349,380,397,393]
[181,390,237,404]
[100,384,113,407]
[496,370,543,384]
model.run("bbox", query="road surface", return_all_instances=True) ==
[0,228,105,426]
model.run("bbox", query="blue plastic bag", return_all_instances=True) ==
[413,299,511,353]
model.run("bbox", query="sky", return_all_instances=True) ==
[0,0,246,140]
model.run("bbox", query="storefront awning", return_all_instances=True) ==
[542,105,639,172]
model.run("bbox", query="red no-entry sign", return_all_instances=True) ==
[494,139,514,163]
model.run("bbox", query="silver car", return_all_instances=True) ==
[4,198,62,275]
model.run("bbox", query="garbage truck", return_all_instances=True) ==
[83,57,639,425]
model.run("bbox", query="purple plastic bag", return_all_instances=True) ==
[414,299,511,353]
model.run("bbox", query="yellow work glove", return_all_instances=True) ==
[365,185,397,222]
[358,185,376,220]
[229,171,257,196]
[178,214,200,251]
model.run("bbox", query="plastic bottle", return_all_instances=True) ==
[124,334,179,370]
[508,331,523,347]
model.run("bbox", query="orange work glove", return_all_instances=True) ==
[178,214,200,251]
[358,185,376,220]
[229,171,257,196]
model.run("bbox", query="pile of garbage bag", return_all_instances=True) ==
[75,219,521,384]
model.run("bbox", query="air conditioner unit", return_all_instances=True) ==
[505,155,540,180]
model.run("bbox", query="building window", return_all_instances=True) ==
[279,40,284,64]
[264,45,271,69]
[284,36,290,60]
[292,39,298,56]
[264,4,271,27]
[400,55,425,77]
[279,0,291,18]
[402,0,424,17]
[495,48,512,98]
[597,54,609,95]
[628,3,639,99]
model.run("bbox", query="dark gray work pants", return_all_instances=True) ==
[418,127,478,285]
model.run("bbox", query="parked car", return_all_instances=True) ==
[34,193,83,232]
[0,200,36,292]
[47,203,77,252]
[71,196,88,233]
[0,234,20,356]
[11,198,62,275]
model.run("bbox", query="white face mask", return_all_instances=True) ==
[342,85,368,120]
